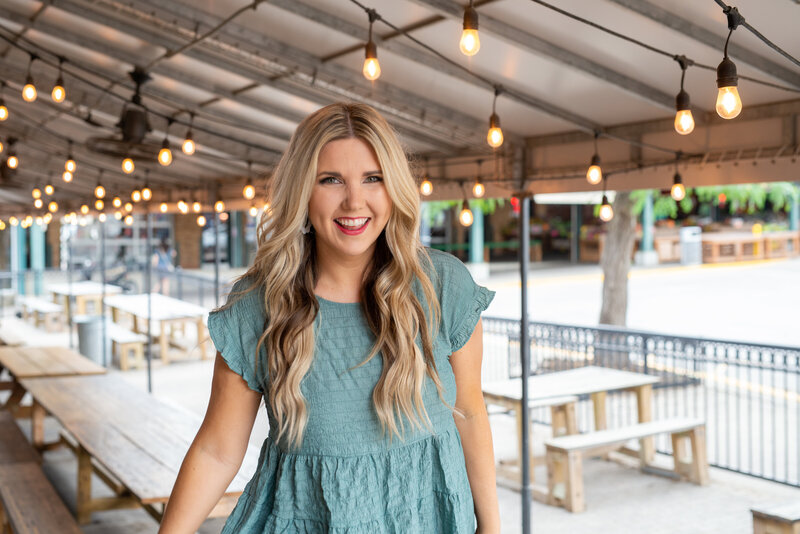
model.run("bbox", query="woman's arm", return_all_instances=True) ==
[451,318,501,534]
[158,352,262,533]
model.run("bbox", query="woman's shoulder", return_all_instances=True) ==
[419,247,473,290]
[215,275,266,320]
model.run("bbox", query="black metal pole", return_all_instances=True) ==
[146,210,153,393]
[214,210,220,308]
[100,217,108,367]
[519,194,532,533]
[68,228,74,350]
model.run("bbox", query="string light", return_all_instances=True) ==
[142,184,152,201]
[44,182,54,196]
[32,187,42,200]
[8,217,17,227]
[177,199,188,213]
[122,157,135,174]
[22,55,38,102]
[362,10,381,81]
[197,215,206,226]
[124,215,134,226]
[716,8,743,119]
[114,211,123,220]
[671,155,686,201]
[132,189,142,202]
[599,177,614,222]
[420,179,433,196]
[243,180,255,200]
[98,213,107,222]
[124,202,133,213]
[62,171,73,183]
[34,198,43,209]
[95,199,104,211]
[214,200,225,213]
[48,201,58,213]
[94,182,105,199]
[586,132,602,185]
[51,58,66,103]
[182,115,196,155]
[249,205,258,217]
[0,95,7,121]
[460,0,480,56]
[192,201,201,213]
[65,143,77,172]
[159,121,173,166]
[487,86,503,148]
[0,140,3,153]
[674,57,695,135]
[472,159,485,198]
[80,204,89,215]
[0,221,5,231]
[160,202,168,213]
[459,200,474,227]
[112,197,122,208]
[6,151,18,169]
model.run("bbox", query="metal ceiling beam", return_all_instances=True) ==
[607,0,800,88]
[52,0,485,151]
[266,0,601,136]
[407,0,675,111]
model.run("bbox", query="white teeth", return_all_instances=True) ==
[335,217,369,228]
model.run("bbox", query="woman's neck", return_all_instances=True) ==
[313,245,373,302]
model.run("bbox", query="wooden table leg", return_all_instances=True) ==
[2,382,25,411]
[77,445,93,524]
[589,391,607,431]
[76,295,88,316]
[196,318,208,359]
[636,384,655,463]
[31,401,46,449]
[160,321,170,365]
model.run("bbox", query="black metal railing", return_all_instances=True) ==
[482,317,800,488]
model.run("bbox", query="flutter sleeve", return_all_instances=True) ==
[429,249,496,354]
[206,277,267,394]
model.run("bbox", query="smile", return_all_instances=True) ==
[334,217,370,235]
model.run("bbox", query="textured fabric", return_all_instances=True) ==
[206,248,495,533]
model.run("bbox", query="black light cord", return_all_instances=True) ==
[527,0,800,93]
[714,0,800,69]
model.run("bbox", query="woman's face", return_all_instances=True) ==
[308,137,392,263]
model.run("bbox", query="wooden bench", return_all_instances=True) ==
[107,323,147,371]
[752,502,800,534]
[0,411,82,533]
[19,297,63,332]
[545,417,708,512]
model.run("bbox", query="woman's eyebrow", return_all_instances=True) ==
[316,170,383,177]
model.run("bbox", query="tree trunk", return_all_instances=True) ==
[599,192,636,326]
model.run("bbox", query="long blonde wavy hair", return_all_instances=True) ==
[240,102,443,449]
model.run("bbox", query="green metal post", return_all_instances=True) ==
[469,205,484,264]
[230,211,245,268]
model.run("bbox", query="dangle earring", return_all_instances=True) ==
[301,216,312,234]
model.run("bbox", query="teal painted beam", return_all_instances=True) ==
[13,225,26,295]
[469,206,484,264]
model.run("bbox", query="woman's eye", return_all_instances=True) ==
[320,177,340,184]
[365,175,383,183]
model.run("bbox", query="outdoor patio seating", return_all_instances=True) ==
[18,297,63,332]
[0,411,82,534]
[544,417,708,513]
[751,502,800,534]
[107,322,147,371]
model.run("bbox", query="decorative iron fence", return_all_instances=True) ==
[482,317,800,488]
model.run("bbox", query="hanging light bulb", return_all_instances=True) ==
[192,201,201,213]
[62,171,73,183]
[716,15,743,120]
[420,178,433,196]
[32,187,42,199]
[51,60,66,103]
[95,199,104,211]
[132,189,142,203]
[34,198,43,209]
[263,201,271,213]
[487,87,503,148]
[0,140,3,154]
[65,149,77,173]
[249,205,258,217]
[182,113,196,155]
[80,204,89,215]
[48,201,58,213]
[177,199,188,214]
[586,132,603,185]
[158,138,173,166]
[22,56,37,102]
[9,216,17,227]
[0,221,5,231]
[243,180,255,200]
[95,183,105,199]
[98,213,107,222]
[35,216,43,226]
[44,183,54,196]
[7,153,18,169]
[160,202,168,213]
[44,213,53,224]
[114,211,123,220]
[472,159,485,198]
[599,195,614,222]
[673,57,695,135]
[0,98,8,121]
[124,202,133,213]
[460,0,480,56]
[671,172,686,201]
[362,12,381,81]
[142,185,152,201]
[122,157,135,174]
[124,215,134,226]
[459,200,474,227]
[197,215,206,227]
[112,197,122,208]
[214,200,225,213]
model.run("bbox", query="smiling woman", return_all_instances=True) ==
[159,103,500,534]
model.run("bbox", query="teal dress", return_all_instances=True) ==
[206,248,495,533]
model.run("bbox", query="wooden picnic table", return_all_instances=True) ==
[104,293,210,364]
[0,346,106,449]
[19,373,258,524]
[48,281,123,317]
[482,366,660,492]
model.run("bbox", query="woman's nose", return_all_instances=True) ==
[343,183,366,210]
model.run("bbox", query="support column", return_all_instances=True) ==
[30,222,45,296]
[467,206,488,279]
[11,225,25,295]
[790,184,799,231]
[420,203,432,247]
[570,204,581,264]
[635,190,659,266]
[229,211,245,268]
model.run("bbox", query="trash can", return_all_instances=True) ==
[74,315,106,365]
[679,226,703,266]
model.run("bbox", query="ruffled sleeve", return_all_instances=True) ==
[207,277,267,394]
[427,249,496,354]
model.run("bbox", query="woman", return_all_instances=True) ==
[160,103,500,533]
